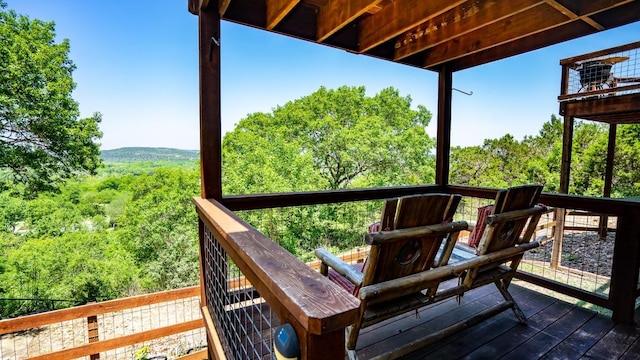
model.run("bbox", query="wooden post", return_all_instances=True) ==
[559,116,573,195]
[197,0,222,200]
[551,116,574,269]
[87,314,99,360]
[550,208,565,269]
[600,124,617,239]
[193,2,220,359]
[610,208,640,324]
[436,64,453,188]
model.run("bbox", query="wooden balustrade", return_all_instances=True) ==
[0,287,205,360]
[217,185,640,324]
[194,197,360,360]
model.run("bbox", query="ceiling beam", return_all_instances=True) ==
[266,0,300,30]
[422,4,567,68]
[316,0,382,43]
[358,0,466,54]
[544,0,604,30]
[394,0,543,61]
[219,0,231,16]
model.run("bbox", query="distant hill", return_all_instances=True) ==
[100,147,199,163]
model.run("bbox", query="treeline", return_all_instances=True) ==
[2,86,640,319]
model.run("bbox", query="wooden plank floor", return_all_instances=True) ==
[354,279,640,359]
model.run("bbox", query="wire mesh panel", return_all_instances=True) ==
[236,200,384,264]
[0,292,205,360]
[562,43,640,100]
[202,226,277,360]
[520,209,614,308]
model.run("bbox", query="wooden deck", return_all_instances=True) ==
[355,279,640,359]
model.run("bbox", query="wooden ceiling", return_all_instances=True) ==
[190,0,640,72]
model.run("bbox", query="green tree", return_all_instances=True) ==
[223,86,435,193]
[0,6,102,193]
[615,124,640,196]
[115,168,200,291]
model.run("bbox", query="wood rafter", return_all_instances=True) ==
[544,0,604,30]
[419,0,634,69]
[316,0,383,42]
[219,0,230,16]
[394,0,543,61]
[266,0,300,30]
[207,0,640,72]
[358,0,467,54]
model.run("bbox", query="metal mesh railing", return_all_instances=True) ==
[234,195,619,309]
[0,290,205,360]
[202,225,277,360]
[562,43,640,101]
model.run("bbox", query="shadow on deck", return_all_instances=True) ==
[355,279,640,359]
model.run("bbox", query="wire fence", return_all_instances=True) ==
[561,42,640,100]
[0,288,205,360]
[236,195,614,312]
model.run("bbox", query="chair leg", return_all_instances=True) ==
[495,279,527,323]
[346,323,361,351]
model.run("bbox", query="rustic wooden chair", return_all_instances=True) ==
[316,186,546,359]
[315,193,465,354]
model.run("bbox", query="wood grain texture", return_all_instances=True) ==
[316,0,381,42]
[359,0,466,54]
[266,0,299,29]
[194,197,360,335]
[394,0,542,60]
[422,3,567,68]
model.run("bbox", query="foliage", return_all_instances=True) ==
[3,82,640,320]
[223,86,435,193]
[0,161,200,318]
[0,6,102,193]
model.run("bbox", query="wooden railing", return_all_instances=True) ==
[197,185,640,358]
[0,287,206,360]
[195,197,360,360]
[558,40,640,102]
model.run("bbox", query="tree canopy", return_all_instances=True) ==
[223,86,435,193]
[0,6,102,193]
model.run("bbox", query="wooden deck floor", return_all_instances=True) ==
[354,280,640,359]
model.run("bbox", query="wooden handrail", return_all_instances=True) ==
[0,286,199,335]
[27,319,204,360]
[222,185,444,210]
[560,41,640,65]
[195,197,360,358]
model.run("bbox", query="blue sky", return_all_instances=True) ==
[9,1,640,150]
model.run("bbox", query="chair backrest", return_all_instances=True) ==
[361,193,461,289]
[475,184,543,255]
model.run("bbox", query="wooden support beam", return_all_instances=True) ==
[436,65,452,187]
[394,0,542,61]
[419,0,632,69]
[422,3,567,69]
[359,0,465,54]
[316,0,382,43]
[198,3,223,200]
[266,0,300,30]
[219,0,230,16]
[610,208,640,324]
[604,124,616,199]
[559,116,573,194]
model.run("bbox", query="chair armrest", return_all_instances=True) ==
[315,248,364,287]
[466,222,477,231]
